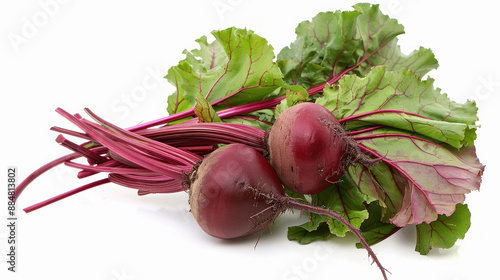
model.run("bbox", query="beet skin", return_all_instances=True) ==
[267,103,347,194]
[189,143,285,239]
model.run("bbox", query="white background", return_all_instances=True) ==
[1,1,499,280]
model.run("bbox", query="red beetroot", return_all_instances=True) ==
[188,143,285,239]
[267,103,348,194]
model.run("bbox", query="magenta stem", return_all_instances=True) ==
[347,126,385,136]
[285,198,388,280]
[23,178,110,213]
[13,147,108,202]
[56,135,108,164]
[339,110,431,124]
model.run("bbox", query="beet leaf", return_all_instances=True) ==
[166,27,287,118]
[277,3,438,92]
[415,203,471,255]
[354,130,483,226]
[355,203,400,248]
[287,175,371,244]
[317,66,479,148]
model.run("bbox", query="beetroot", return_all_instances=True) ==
[267,103,348,194]
[188,143,285,239]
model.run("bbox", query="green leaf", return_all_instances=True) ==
[355,132,484,227]
[277,9,359,88]
[287,175,371,244]
[364,42,438,79]
[194,93,221,123]
[348,162,404,222]
[165,61,196,115]
[343,112,470,149]
[320,179,369,237]
[277,3,437,90]
[274,85,309,118]
[317,66,479,148]
[287,222,333,245]
[166,27,284,115]
[356,203,400,248]
[415,203,472,255]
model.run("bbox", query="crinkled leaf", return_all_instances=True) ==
[277,3,437,90]
[287,176,370,244]
[348,161,404,222]
[167,27,284,116]
[317,66,479,148]
[274,84,309,118]
[277,10,359,88]
[415,203,471,255]
[287,202,331,245]
[194,93,221,123]
[292,211,325,233]
[287,222,333,245]
[362,41,438,79]
[320,180,369,237]
[355,132,483,227]
[356,203,400,248]
[350,3,437,78]
[165,59,196,115]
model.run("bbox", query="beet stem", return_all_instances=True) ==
[13,147,109,202]
[283,198,389,280]
[56,134,108,164]
[23,178,110,213]
[51,126,92,140]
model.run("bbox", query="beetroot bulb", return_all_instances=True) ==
[187,143,285,239]
[266,102,377,195]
